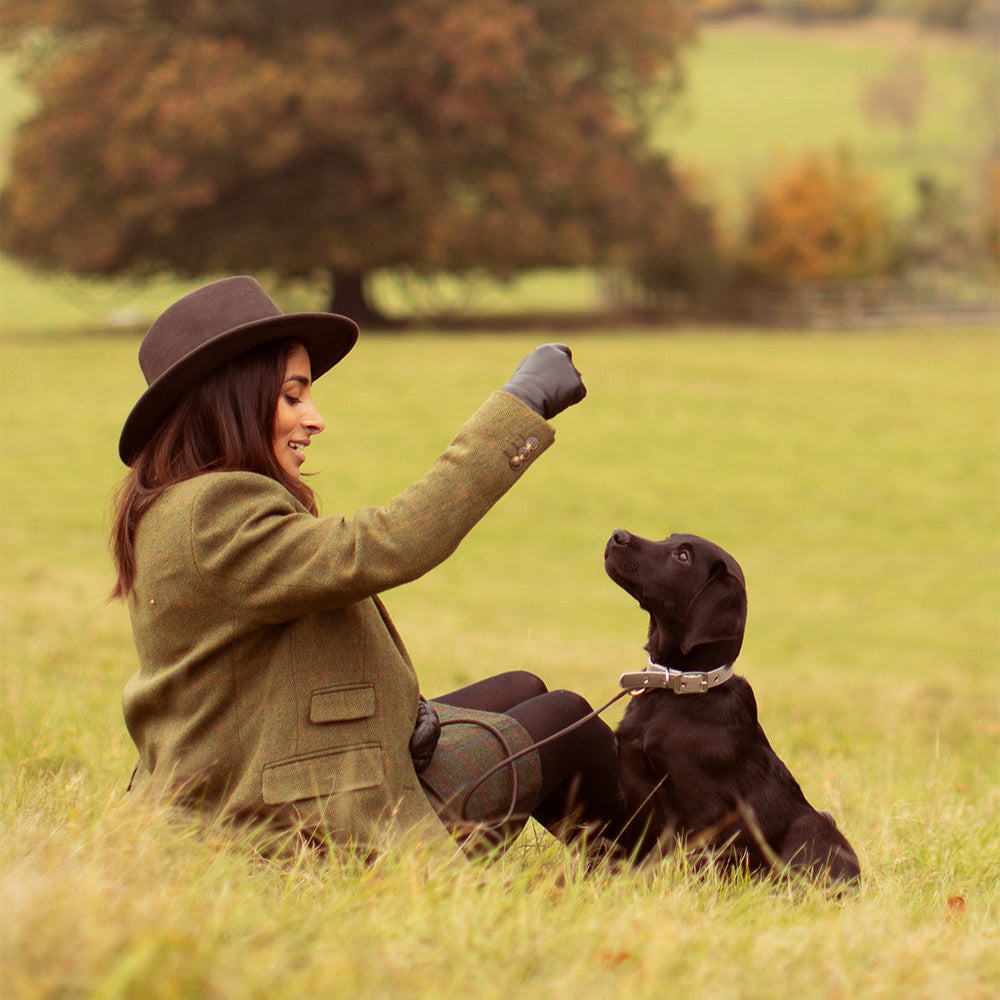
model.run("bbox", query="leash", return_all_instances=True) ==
[447,688,634,829]
[428,661,735,836]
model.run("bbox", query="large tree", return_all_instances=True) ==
[2,0,699,322]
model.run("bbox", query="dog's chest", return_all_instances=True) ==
[619,682,758,773]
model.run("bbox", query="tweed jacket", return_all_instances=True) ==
[122,391,553,851]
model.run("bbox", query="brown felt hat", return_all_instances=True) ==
[119,276,359,465]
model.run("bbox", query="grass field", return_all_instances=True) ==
[1,323,998,998]
[661,17,998,221]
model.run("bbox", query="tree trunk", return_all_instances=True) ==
[328,270,391,327]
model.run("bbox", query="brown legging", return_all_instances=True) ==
[433,671,627,848]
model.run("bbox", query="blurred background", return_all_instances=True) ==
[0,0,997,333]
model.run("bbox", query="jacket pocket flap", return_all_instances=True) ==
[262,744,384,804]
[309,684,376,723]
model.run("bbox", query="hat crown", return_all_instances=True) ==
[139,276,282,387]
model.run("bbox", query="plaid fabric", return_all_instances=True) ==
[419,702,542,846]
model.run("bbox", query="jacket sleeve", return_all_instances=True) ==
[187,391,554,623]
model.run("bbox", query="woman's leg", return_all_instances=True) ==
[506,690,627,852]
[433,671,548,713]
[433,674,627,854]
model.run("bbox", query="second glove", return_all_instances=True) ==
[409,697,441,774]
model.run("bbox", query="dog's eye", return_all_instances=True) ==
[675,547,692,563]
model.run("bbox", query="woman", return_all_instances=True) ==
[113,276,625,859]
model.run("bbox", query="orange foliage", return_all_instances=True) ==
[741,150,893,284]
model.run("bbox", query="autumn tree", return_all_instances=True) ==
[860,51,929,154]
[1,0,699,323]
[740,150,894,284]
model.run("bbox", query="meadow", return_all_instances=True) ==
[1,13,998,998]
[1,321,998,999]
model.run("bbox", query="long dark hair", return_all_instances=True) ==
[110,338,317,599]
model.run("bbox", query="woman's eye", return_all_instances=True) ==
[284,394,300,406]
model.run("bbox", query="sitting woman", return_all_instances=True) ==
[112,276,625,859]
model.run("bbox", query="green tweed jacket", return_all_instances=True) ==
[122,391,554,851]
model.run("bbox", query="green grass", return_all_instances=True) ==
[2,325,998,998]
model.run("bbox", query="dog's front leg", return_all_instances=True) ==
[778,811,861,885]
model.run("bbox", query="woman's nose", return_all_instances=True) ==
[303,404,325,434]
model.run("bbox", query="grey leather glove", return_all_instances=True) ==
[409,697,441,774]
[502,344,586,419]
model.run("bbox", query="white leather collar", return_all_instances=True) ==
[619,657,735,695]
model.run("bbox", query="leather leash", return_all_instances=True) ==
[431,661,735,833]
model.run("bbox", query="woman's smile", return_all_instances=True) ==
[272,343,325,479]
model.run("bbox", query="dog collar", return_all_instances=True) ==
[619,657,735,695]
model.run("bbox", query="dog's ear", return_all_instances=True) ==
[680,560,747,662]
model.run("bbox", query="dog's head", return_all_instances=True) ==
[604,530,747,672]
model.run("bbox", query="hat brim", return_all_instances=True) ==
[118,311,358,465]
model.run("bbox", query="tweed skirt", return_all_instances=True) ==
[418,701,543,848]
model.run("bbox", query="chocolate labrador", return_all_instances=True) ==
[605,529,860,884]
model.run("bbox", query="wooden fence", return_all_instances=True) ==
[738,279,1000,329]
[605,273,1000,329]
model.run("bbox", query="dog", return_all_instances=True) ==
[605,529,860,885]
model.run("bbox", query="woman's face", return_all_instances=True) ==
[272,344,325,480]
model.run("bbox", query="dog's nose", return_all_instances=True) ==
[609,529,632,547]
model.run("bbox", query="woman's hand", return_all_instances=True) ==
[409,697,441,774]
[502,344,586,419]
